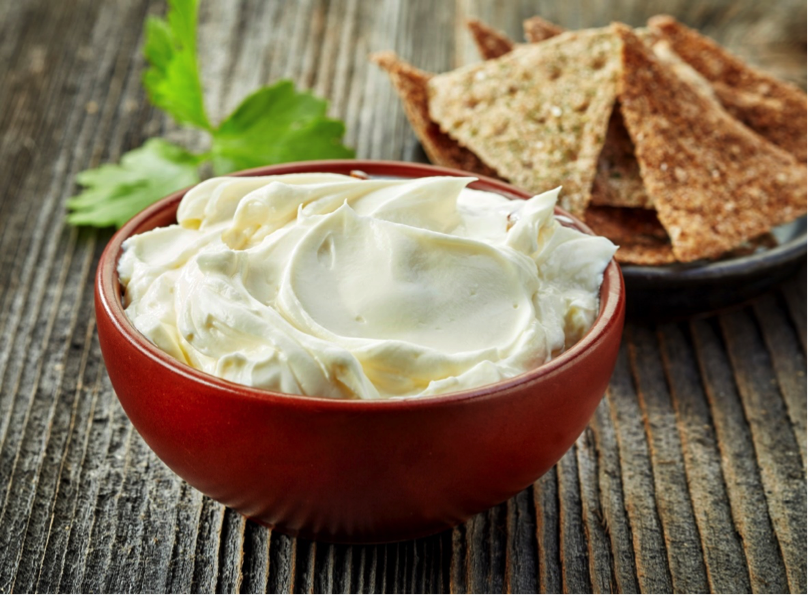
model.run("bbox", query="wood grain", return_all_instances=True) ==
[720,310,807,593]
[691,318,791,593]
[657,323,752,593]
[627,325,709,593]
[0,0,804,592]
[605,345,673,593]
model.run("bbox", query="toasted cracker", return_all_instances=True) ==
[370,52,499,177]
[584,206,676,265]
[427,27,623,217]
[649,15,807,161]
[467,18,515,60]
[644,35,719,102]
[590,106,653,209]
[523,16,565,43]
[592,27,741,210]
[519,19,653,210]
[584,208,778,265]
[590,28,718,210]
[616,25,807,262]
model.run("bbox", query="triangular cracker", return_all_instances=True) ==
[467,18,515,60]
[370,52,499,178]
[427,27,624,217]
[523,16,565,43]
[616,25,807,262]
[462,18,662,211]
[592,27,718,210]
[649,15,807,161]
[518,18,654,210]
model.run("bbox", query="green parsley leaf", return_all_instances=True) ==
[143,0,210,130]
[67,2,356,229]
[210,80,354,175]
[67,139,201,228]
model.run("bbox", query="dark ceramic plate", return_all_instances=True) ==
[621,217,807,319]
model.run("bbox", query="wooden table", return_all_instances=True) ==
[0,0,805,592]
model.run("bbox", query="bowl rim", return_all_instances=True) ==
[96,159,625,409]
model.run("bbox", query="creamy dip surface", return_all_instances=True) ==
[118,174,617,400]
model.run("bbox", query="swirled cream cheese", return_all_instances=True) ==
[118,174,616,400]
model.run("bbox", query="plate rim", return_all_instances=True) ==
[620,219,807,283]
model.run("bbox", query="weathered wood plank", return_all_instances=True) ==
[241,522,271,594]
[752,293,807,470]
[449,525,467,594]
[164,484,205,593]
[533,469,561,594]
[575,426,615,594]
[0,0,90,340]
[55,371,119,593]
[627,325,709,592]
[34,317,104,594]
[719,309,807,593]
[191,499,225,593]
[504,488,539,593]
[216,507,246,593]
[0,9,153,588]
[690,318,790,593]
[463,502,508,593]
[556,448,591,593]
[268,532,296,594]
[104,434,154,593]
[605,343,673,593]
[1,227,92,593]
[136,458,185,593]
[77,399,136,592]
[657,322,752,593]
[588,399,639,593]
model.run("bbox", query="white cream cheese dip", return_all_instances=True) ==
[118,174,617,399]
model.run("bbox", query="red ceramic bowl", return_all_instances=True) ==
[95,160,625,543]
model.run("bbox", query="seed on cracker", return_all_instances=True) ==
[370,51,498,178]
[649,15,808,161]
[428,26,623,217]
[616,24,807,262]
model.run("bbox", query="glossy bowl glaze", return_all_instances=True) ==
[95,160,625,544]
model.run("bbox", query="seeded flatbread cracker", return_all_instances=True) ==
[523,16,565,43]
[584,206,676,265]
[428,27,623,217]
[649,15,808,161]
[519,19,654,210]
[467,18,515,60]
[616,25,807,262]
[370,52,499,178]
